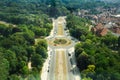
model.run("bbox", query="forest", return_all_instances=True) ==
[0,0,120,80]
[66,14,120,80]
[0,0,53,80]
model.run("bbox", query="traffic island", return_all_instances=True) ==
[47,38,72,47]
[54,39,67,44]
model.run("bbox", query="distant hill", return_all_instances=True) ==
[0,0,103,3]
[0,0,45,2]
[2,0,120,3]
[100,0,120,3]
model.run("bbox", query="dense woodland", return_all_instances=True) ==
[66,14,120,80]
[0,0,53,80]
[0,0,120,80]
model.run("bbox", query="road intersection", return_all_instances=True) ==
[41,16,81,80]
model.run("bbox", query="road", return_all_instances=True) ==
[41,16,81,80]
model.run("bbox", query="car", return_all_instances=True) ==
[50,52,52,55]
[71,38,74,40]
[64,28,67,30]
[70,58,73,64]
[68,53,71,56]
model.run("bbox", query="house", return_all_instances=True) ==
[110,27,120,34]
[99,28,108,36]
[91,23,108,36]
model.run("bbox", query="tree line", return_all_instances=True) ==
[0,0,53,79]
[66,14,120,80]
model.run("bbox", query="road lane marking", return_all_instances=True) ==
[55,50,67,80]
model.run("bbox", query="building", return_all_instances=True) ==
[91,23,108,36]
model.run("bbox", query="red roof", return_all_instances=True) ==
[91,23,108,36]
[99,28,108,36]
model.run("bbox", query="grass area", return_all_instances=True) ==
[47,38,71,47]
[54,39,67,44]
[35,38,46,46]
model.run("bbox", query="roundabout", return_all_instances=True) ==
[54,38,67,44]
[42,17,80,80]
[47,37,72,47]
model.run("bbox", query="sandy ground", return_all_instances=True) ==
[28,62,32,70]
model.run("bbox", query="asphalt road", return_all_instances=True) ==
[42,16,81,80]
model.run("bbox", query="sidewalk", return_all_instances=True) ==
[41,47,52,80]
[68,47,81,80]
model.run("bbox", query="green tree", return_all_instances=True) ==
[20,66,29,75]
[44,23,52,35]
[82,39,96,55]
[0,38,14,48]
[75,47,84,57]
[75,43,82,51]
[4,50,17,74]
[101,34,118,49]
[10,33,26,45]
[82,77,93,80]
[95,52,109,70]
[37,39,48,49]
[118,36,120,47]
[18,61,26,72]
[10,46,28,62]
[77,51,91,71]
[0,52,9,80]
[33,28,47,37]
[36,46,47,59]
[9,74,19,80]
[12,27,22,34]
[26,46,35,61]
[80,35,86,41]
[50,0,56,7]
[0,24,6,33]
[31,54,44,70]
[23,31,35,45]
